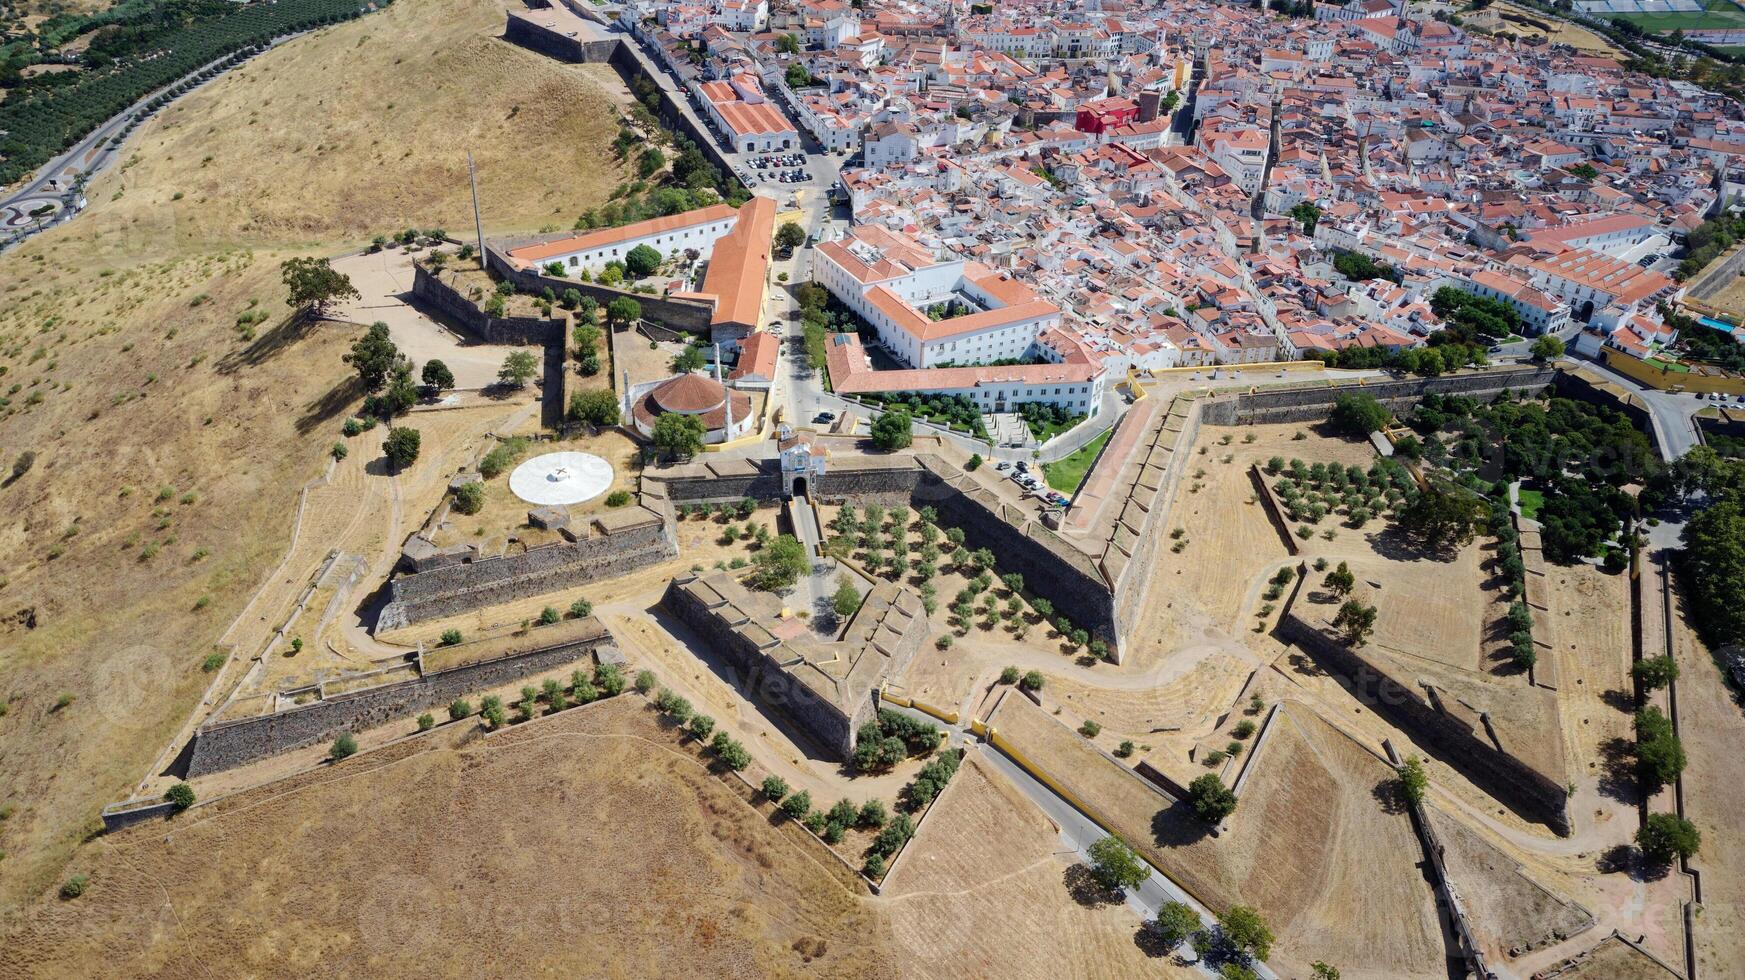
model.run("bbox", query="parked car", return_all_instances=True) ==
[813,411,835,423]
[994,461,1010,471]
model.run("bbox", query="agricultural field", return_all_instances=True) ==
[0,0,629,915]
[0,697,895,977]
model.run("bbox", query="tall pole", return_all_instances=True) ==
[468,152,486,269]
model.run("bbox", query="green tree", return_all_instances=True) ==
[1188,773,1237,823]
[870,410,914,451]
[1287,201,1320,235]
[1398,483,1487,554]
[652,412,707,459]
[606,296,642,327]
[753,534,808,591]
[1330,392,1390,436]
[761,775,789,801]
[1155,901,1201,949]
[330,732,358,760]
[164,782,196,811]
[1218,905,1274,962]
[1397,754,1428,805]
[568,388,622,426]
[498,349,539,388]
[448,699,472,720]
[689,714,715,741]
[1087,834,1149,890]
[420,358,455,392]
[1332,598,1378,646]
[281,255,359,318]
[1633,655,1679,691]
[832,575,861,618]
[1637,812,1701,863]
[1323,560,1355,597]
[781,789,812,820]
[383,427,421,471]
[452,480,485,515]
[637,145,666,179]
[775,220,807,252]
[672,344,707,373]
[1681,492,1745,645]
[625,243,662,279]
[776,32,801,53]
[344,321,404,391]
[1530,334,1566,361]
[1311,963,1341,980]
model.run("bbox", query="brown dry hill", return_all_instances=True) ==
[0,697,894,977]
[988,692,1450,978]
[0,0,628,915]
[881,752,1196,978]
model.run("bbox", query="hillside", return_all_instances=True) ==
[0,0,627,914]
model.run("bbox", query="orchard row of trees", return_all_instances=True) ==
[0,0,384,184]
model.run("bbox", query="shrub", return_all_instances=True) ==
[416,713,435,731]
[165,782,196,811]
[858,799,888,828]
[781,790,812,820]
[1115,740,1135,758]
[605,490,631,507]
[864,853,887,877]
[440,629,463,646]
[761,775,789,802]
[1397,755,1429,805]
[448,699,472,720]
[329,732,358,760]
[201,652,226,673]
[1000,666,1020,685]
[452,480,484,515]
[1020,670,1044,691]
[1232,720,1257,739]
[1079,720,1102,738]
[1633,655,1679,691]
[634,669,657,694]
[60,875,88,900]
[689,714,715,741]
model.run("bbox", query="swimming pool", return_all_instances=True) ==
[1697,315,1738,334]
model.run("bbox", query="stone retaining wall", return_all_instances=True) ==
[1200,367,1556,426]
[1277,611,1572,835]
[483,244,718,334]
[99,798,180,833]
[504,10,620,63]
[1108,398,1202,651]
[187,624,615,776]
[377,514,676,630]
[661,576,861,758]
[410,263,564,345]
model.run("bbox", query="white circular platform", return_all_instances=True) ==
[507,451,615,506]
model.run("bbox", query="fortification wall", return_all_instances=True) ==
[660,460,788,502]
[187,626,613,776]
[377,516,676,630]
[503,11,620,63]
[1109,398,1202,648]
[1277,612,1572,835]
[410,263,564,346]
[483,245,718,334]
[1200,367,1556,425]
[661,577,859,758]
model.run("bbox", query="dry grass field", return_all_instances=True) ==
[0,0,631,914]
[1670,603,1745,976]
[1422,804,1593,958]
[0,697,895,977]
[988,693,1450,979]
[881,753,1196,978]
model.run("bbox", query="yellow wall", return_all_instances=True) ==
[1603,349,1745,396]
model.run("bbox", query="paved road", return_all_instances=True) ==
[976,746,1279,978]
[0,33,309,253]
[1563,352,1703,460]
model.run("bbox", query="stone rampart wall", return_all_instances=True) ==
[661,578,859,758]
[504,12,620,63]
[187,626,613,776]
[660,460,787,502]
[1109,398,1202,648]
[1200,368,1556,425]
[377,517,675,630]
[100,799,180,833]
[410,263,564,346]
[483,244,718,334]
[1277,612,1572,835]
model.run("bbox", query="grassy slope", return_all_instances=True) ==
[1043,429,1111,494]
[0,0,627,914]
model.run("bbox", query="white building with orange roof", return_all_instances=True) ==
[505,204,741,275]
[697,75,799,153]
[814,225,1064,369]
